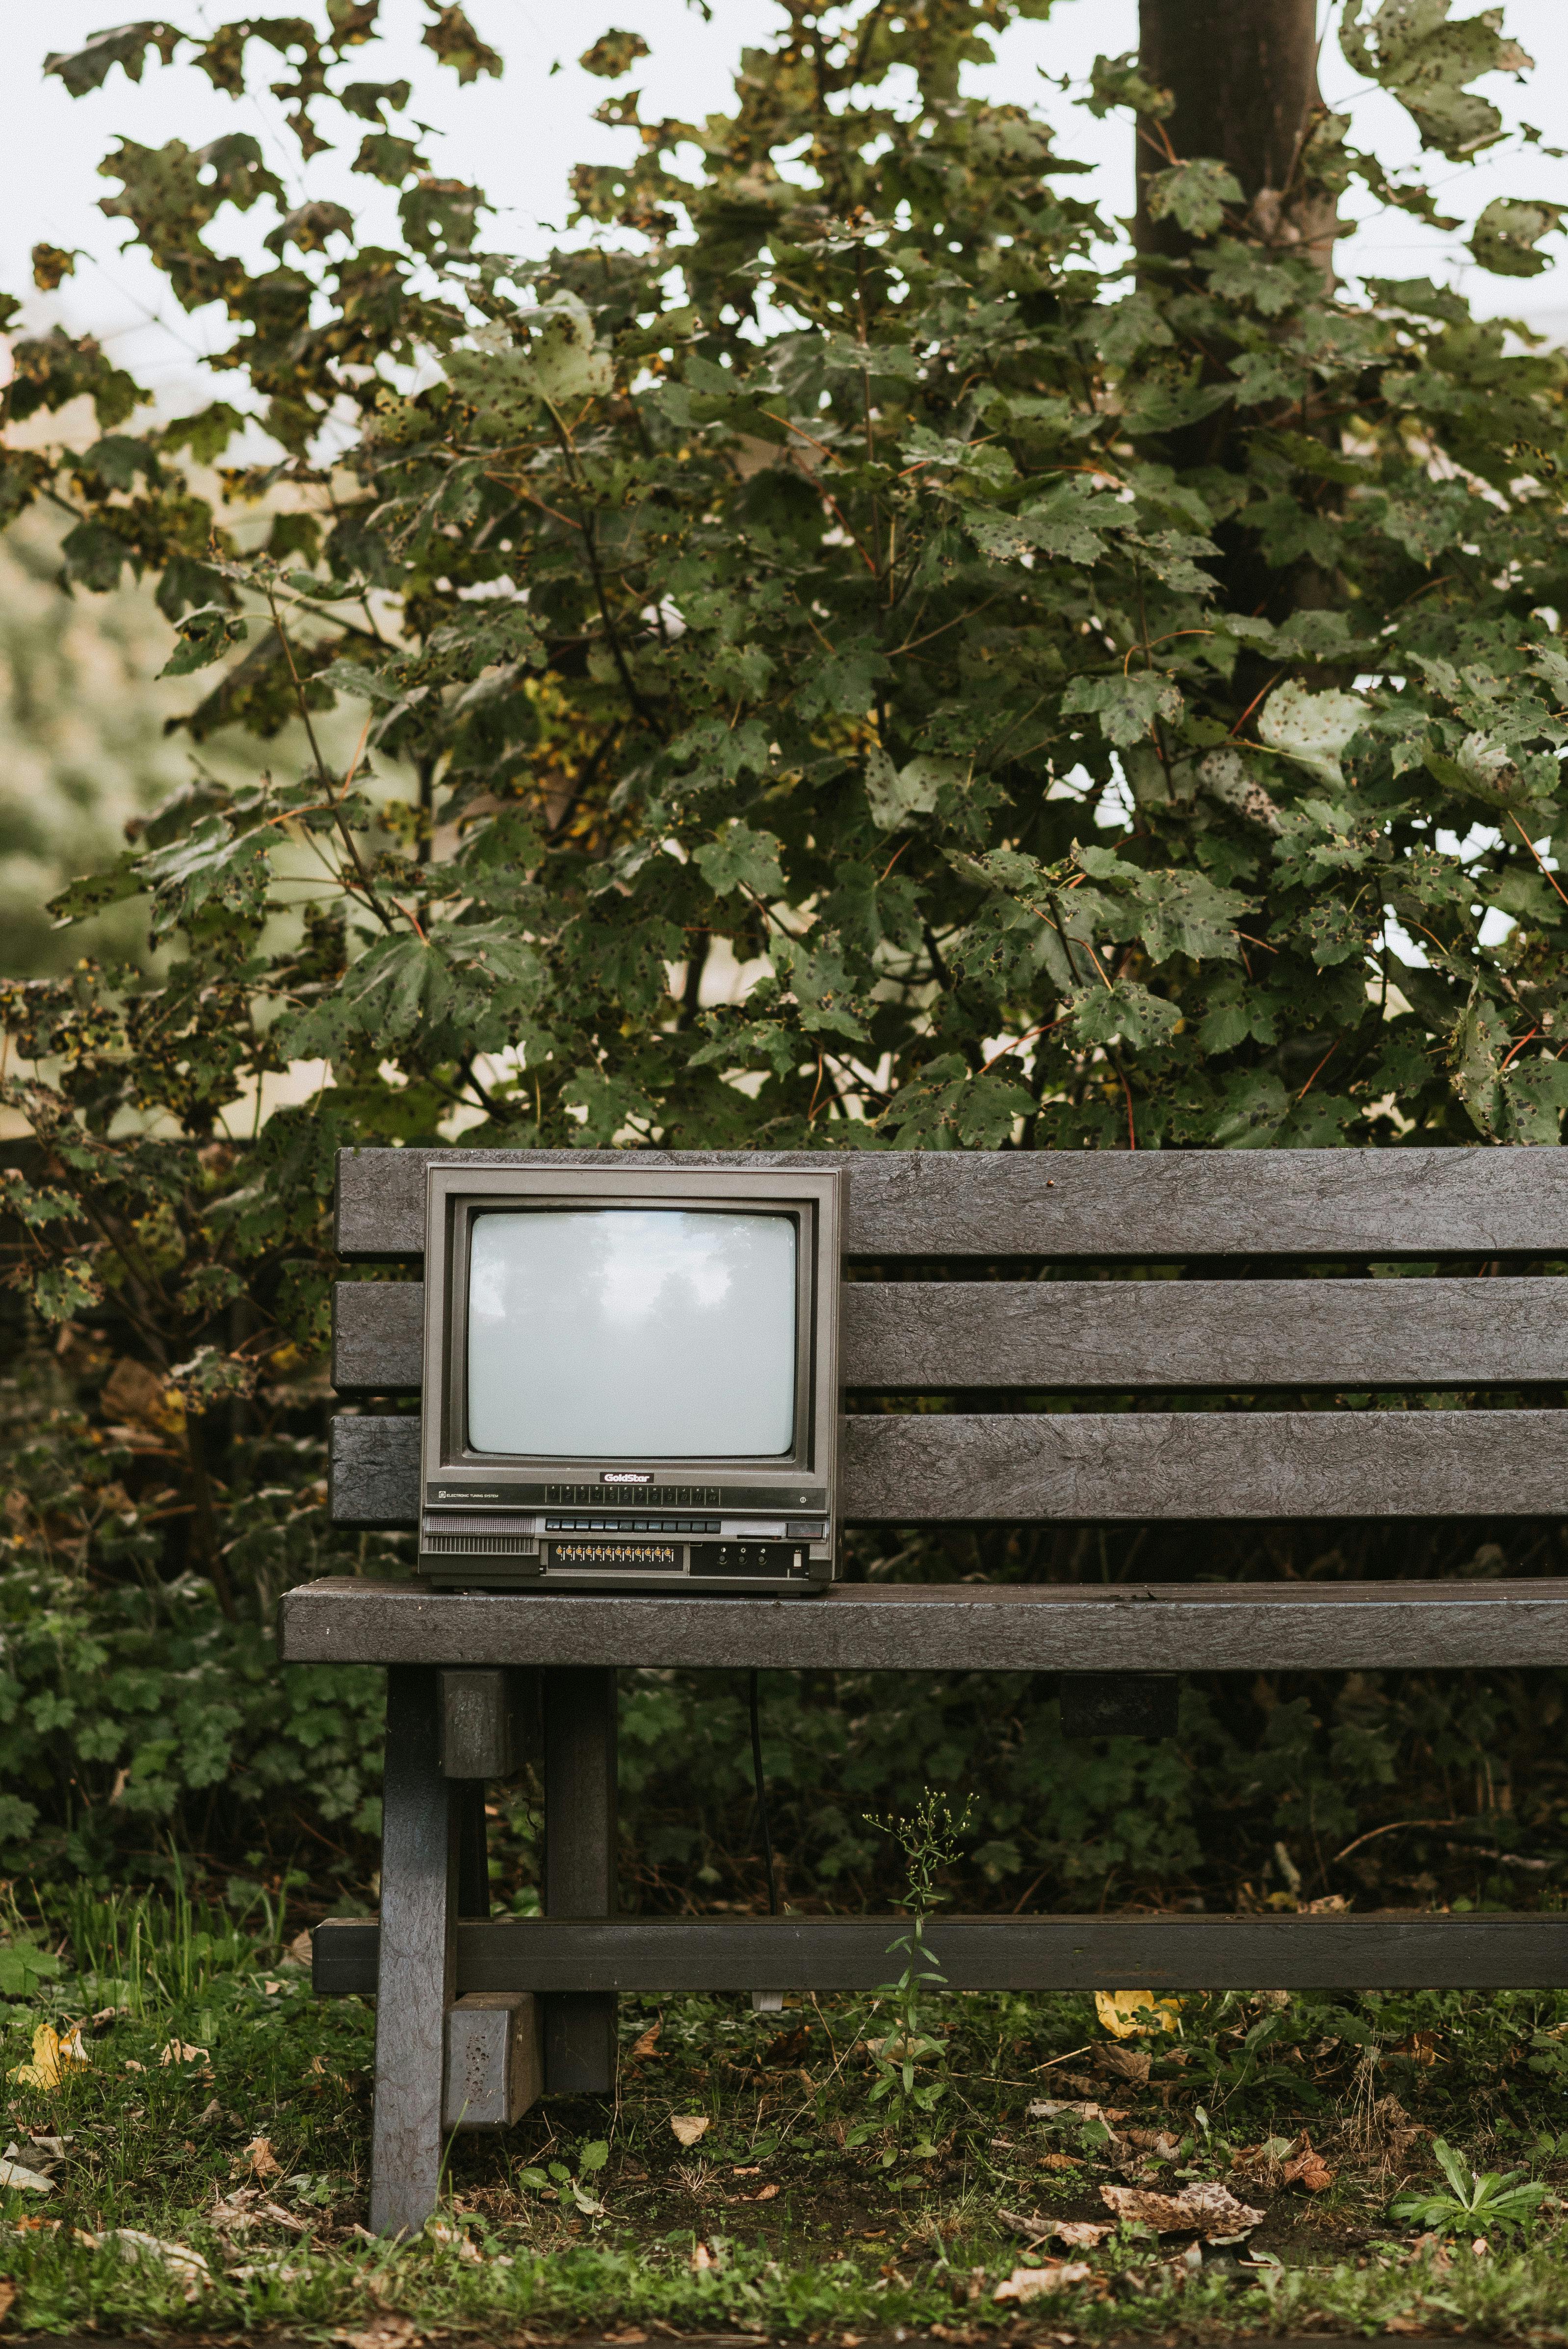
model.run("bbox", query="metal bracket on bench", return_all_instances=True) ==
[443,1991,542,2129]
[1060,1673,1179,1741]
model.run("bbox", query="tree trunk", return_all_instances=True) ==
[1137,0,1335,274]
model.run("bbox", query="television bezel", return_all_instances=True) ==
[420,1163,842,1504]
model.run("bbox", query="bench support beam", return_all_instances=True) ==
[323,1909,1568,1997]
[369,1668,458,2237]
[543,1666,619,2093]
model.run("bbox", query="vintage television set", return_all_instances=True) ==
[418,1163,843,1593]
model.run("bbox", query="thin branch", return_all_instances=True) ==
[267,592,399,933]
[537,403,654,723]
[1510,814,1568,914]
[1295,1037,1341,1102]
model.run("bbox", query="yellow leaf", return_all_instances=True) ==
[1095,1989,1184,2040]
[669,2113,710,2147]
[11,2024,63,2090]
[9,2021,90,2090]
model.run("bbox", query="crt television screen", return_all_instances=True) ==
[466,1208,798,1458]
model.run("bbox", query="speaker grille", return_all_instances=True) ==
[422,1533,539,1557]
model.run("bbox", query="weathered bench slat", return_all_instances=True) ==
[314,1911,1568,1995]
[336,1144,1568,1262]
[332,1274,1568,1395]
[845,1406,1568,1519]
[282,1575,1568,1673]
[329,1406,1568,1527]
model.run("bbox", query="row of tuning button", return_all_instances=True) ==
[544,1516,721,1534]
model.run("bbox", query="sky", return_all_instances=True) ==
[2,0,1568,418]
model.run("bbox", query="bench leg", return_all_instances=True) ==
[457,1783,490,1919]
[542,1665,618,2093]
[370,1667,458,2237]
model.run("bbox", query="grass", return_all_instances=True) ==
[5,1886,1568,2337]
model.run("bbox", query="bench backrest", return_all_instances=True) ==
[329,1146,1568,1534]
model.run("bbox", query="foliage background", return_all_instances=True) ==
[4,0,1568,1928]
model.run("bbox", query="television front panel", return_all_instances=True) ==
[418,1163,843,1593]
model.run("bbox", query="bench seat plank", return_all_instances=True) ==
[335,1144,1568,1261]
[281,1576,1568,1672]
[329,1407,1568,1526]
[313,1911,1568,1995]
[332,1275,1568,1395]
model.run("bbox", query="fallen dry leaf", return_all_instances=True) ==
[1097,2043,1153,2084]
[123,2060,145,2075]
[751,2183,780,2202]
[230,2259,311,2283]
[1388,2029,1441,2067]
[1100,2181,1265,2238]
[0,2158,54,2195]
[993,2263,1095,2302]
[1000,2208,1111,2249]
[1282,2134,1335,2193]
[763,2022,813,2065]
[427,2220,484,2263]
[240,2136,283,2182]
[1125,2128,1181,2158]
[0,2278,15,2325]
[670,2114,710,2148]
[209,2189,260,2235]
[92,2229,211,2301]
[159,2040,210,2068]
[689,2240,718,2271]
[338,2321,418,2349]
[285,1929,314,1968]
[1038,2152,1082,2171]
[630,2020,662,2061]
[258,2200,309,2235]
[1027,2099,1129,2123]
[1095,1990,1182,2042]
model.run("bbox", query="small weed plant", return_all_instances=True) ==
[1390,2136,1548,2240]
[517,2138,610,2218]
[861,1792,974,2156]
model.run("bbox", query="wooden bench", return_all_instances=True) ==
[284,1144,1568,2235]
